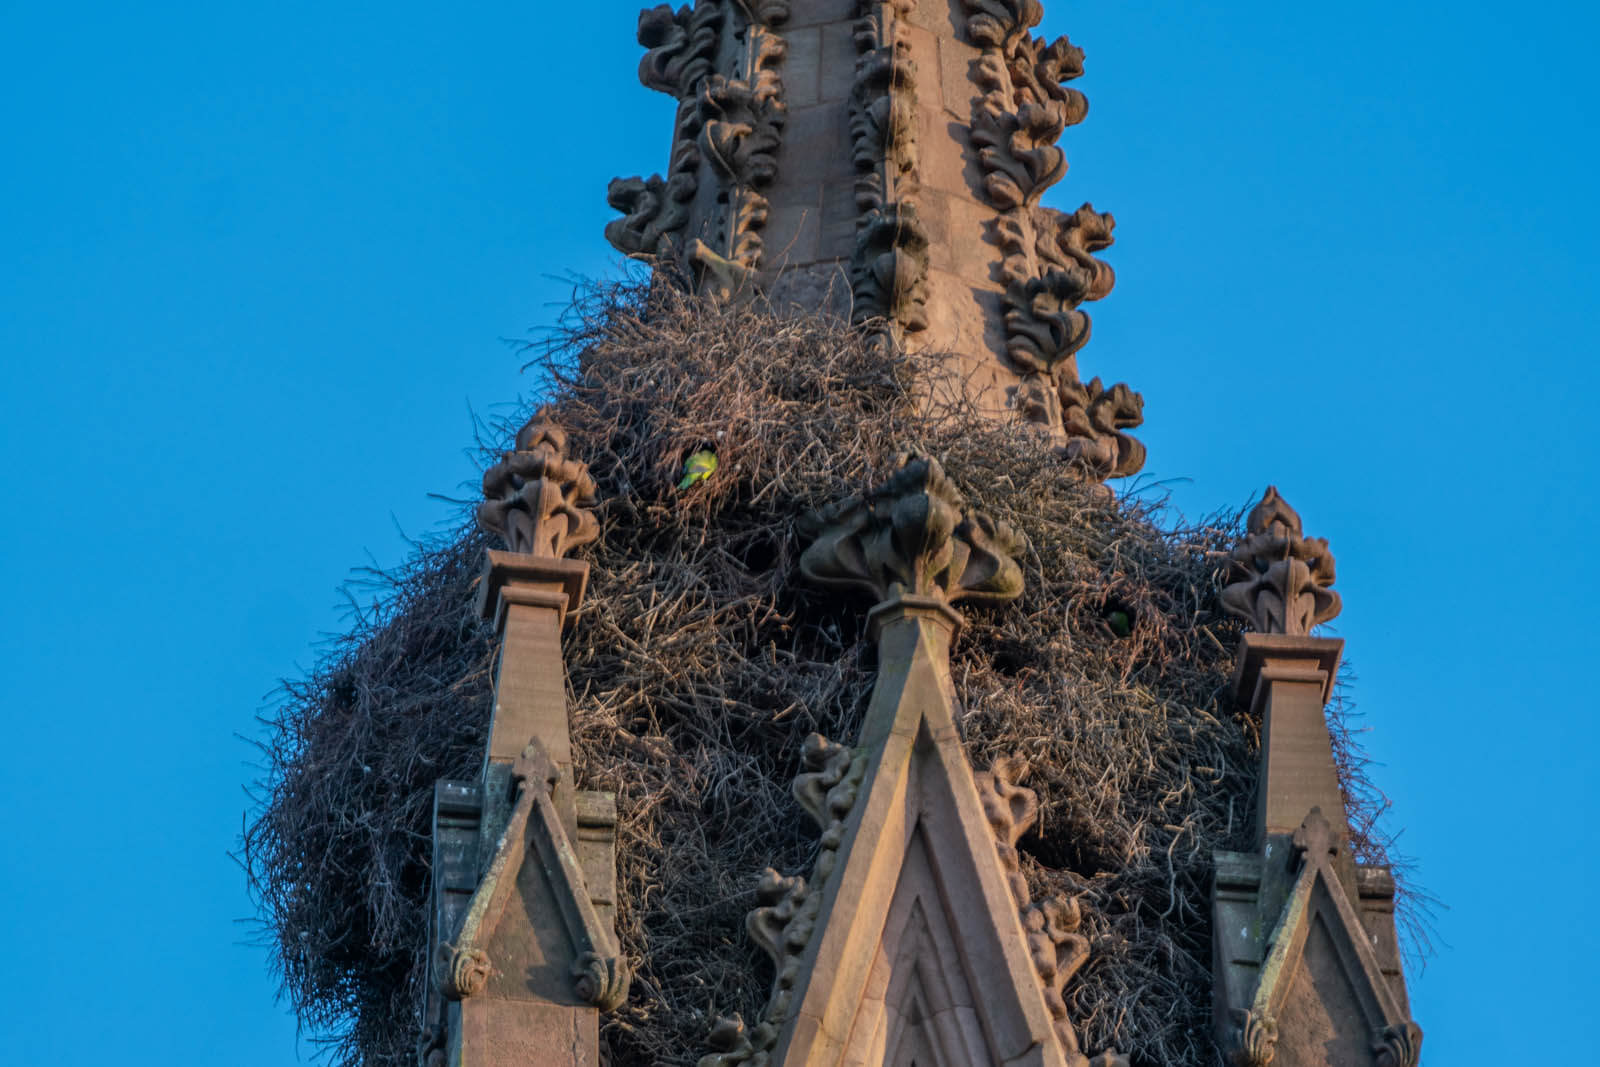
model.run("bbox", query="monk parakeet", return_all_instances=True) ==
[1106,609,1132,637]
[678,450,718,490]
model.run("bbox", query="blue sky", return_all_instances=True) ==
[1,1,1593,1062]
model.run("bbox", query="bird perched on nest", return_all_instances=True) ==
[678,449,717,490]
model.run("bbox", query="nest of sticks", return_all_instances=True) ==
[242,281,1415,1066]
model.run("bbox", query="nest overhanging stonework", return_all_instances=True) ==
[242,282,1410,1067]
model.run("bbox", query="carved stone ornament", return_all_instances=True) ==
[849,37,919,214]
[604,172,697,258]
[1220,487,1341,635]
[699,73,787,190]
[798,452,1027,609]
[850,203,931,332]
[1373,1020,1424,1067]
[1229,1008,1279,1067]
[437,738,629,1012]
[1058,377,1146,481]
[699,733,867,1067]
[637,2,725,100]
[1217,807,1422,1067]
[1002,204,1115,375]
[477,419,600,559]
[975,757,1123,1066]
[844,11,927,338]
[972,90,1067,211]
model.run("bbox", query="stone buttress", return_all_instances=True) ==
[417,421,628,1067]
[1211,489,1422,1067]
[697,454,1127,1067]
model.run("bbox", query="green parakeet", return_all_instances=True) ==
[678,450,718,490]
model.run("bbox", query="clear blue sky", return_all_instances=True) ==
[2,1,1593,1062]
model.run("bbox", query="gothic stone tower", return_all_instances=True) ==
[414,2,1421,1065]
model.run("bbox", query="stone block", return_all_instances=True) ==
[785,0,858,29]
[899,22,943,113]
[783,26,823,109]
[910,0,966,37]
[819,18,860,100]
[779,102,852,187]
[937,24,981,120]
[763,188,823,266]
[457,999,600,1066]
[818,178,860,262]
[944,194,1002,287]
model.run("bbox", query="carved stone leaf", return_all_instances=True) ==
[477,420,600,558]
[1004,270,1094,374]
[961,0,1044,49]
[849,41,920,212]
[974,756,1108,1064]
[972,101,1066,209]
[973,755,1038,904]
[1373,1021,1424,1067]
[637,2,724,99]
[699,74,787,188]
[799,454,1027,608]
[791,732,860,835]
[604,173,696,258]
[1230,1009,1279,1067]
[850,204,931,333]
[1059,377,1146,482]
[1220,486,1342,635]
[1035,203,1116,299]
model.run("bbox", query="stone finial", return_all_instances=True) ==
[477,419,600,559]
[798,453,1026,608]
[1220,486,1340,636]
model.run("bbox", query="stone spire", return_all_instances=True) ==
[607,0,1146,487]
[1211,488,1421,1067]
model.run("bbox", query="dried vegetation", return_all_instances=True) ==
[242,281,1411,1067]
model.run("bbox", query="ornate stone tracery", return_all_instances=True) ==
[957,0,1143,486]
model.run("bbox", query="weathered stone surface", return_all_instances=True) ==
[1213,808,1421,1067]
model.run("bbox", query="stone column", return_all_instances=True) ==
[419,419,626,1067]
[476,549,588,834]
[1232,632,1345,851]
[1211,488,1420,1067]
